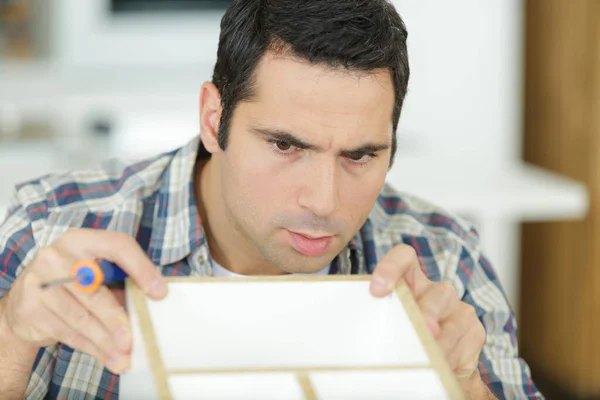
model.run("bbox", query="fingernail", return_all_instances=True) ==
[371,275,392,295]
[123,356,132,373]
[146,277,167,298]
[426,317,440,338]
[107,353,128,375]
[113,326,131,352]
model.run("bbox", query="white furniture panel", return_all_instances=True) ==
[120,277,461,399]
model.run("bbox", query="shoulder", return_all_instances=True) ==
[8,150,176,224]
[1,149,179,251]
[372,183,480,249]
[367,183,483,283]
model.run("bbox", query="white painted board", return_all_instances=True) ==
[168,373,306,400]
[310,369,449,400]
[120,277,460,400]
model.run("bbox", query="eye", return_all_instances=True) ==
[270,139,300,156]
[347,153,375,164]
[274,140,293,152]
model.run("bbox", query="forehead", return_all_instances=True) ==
[239,52,395,142]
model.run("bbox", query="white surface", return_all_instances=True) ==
[121,279,447,399]
[148,281,429,370]
[169,373,305,400]
[166,369,449,400]
[120,284,158,400]
[387,157,589,222]
[310,369,449,400]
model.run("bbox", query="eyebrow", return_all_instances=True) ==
[250,127,391,156]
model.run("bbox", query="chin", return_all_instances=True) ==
[279,255,334,275]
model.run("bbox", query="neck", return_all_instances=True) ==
[194,157,287,276]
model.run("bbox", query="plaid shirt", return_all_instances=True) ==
[0,136,542,399]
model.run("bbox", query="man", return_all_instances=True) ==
[0,0,541,399]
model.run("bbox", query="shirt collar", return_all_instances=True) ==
[148,136,205,266]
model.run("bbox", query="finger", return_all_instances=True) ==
[370,244,431,298]
[437,302,477,357]
[417,282,458,331]
[446,322,486,380]
[55,229,167,299]
[34,247,77,281]
[41,286,117,356]
[110,287,126,307]
[66,284,132,354]
[40,306,129,374]
[44,306,131,374]
[35,247,133,353]
[436,312,464,357]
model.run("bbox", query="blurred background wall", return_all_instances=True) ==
[0,1,596,397]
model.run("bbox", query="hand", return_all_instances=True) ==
[0,229,168,374]
[369,244,486,388]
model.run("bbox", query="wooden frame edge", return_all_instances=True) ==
[168,365,432,375]
[160,275,372,283]
[395,281,465,400]
[127,279,173,400]
[296,374,318,400]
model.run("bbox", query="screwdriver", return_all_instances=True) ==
[40,259,128,292]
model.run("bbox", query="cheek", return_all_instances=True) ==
[340,169,387,217]
[225,149,294,211]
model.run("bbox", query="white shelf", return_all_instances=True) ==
[386,157,589,222]
[386,156,588,311]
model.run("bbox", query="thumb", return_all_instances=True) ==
[55,229,167,299]
[370,244,430,298]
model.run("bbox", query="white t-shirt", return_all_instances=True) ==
[211,259,331,277]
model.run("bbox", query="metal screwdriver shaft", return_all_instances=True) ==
[40,276,82,290]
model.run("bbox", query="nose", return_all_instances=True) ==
[297,159,339,218]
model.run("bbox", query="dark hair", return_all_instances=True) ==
[212,0,409,166]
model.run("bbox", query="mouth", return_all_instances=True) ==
[287,230,334,257]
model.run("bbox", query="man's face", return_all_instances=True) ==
[217,53,395,274]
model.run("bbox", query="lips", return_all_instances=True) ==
[288,231,333,257]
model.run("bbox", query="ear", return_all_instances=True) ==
[199,81,223,154]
